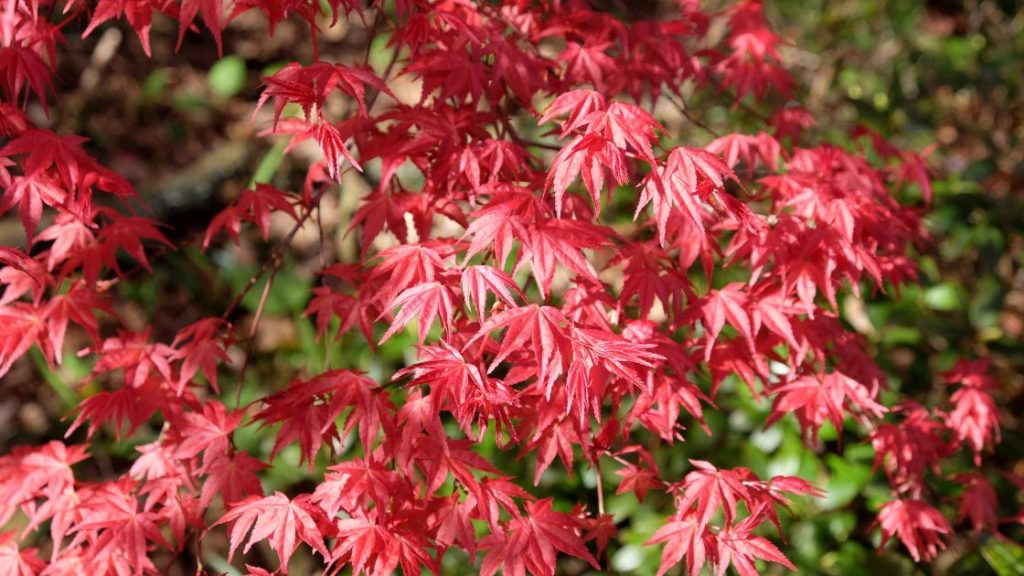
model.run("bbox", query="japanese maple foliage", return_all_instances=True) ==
[0,1,1014,575]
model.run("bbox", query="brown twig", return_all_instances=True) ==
[219,202,320,322]
[664,91,721,138]
[498,111,563,153]
[705,76,775,124]
[222,17,402,399]
[234,266,277,408]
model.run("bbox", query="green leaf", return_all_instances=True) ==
[208,56,247,99]
[822,453,872,510]
[923,282,964,311]
[172,91,212,112]
[980,538,1024,576]
[140,69,168,103]
[249,139,288,188]
[880,325,922,346]
[968,276,1004,331]
[30,347,79,407]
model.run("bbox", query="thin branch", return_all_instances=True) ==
[234,267,277,408]
[192,532,203,576]
[664,91,721,138]
[224,14,399,393]
[219,25,399,322]
[219,200,320,322]
[519,138,563,151]
[705,76,775,124]
[316,205,333,369]
[498,112,562,152]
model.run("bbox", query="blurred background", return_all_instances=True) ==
[0,0,1022,574]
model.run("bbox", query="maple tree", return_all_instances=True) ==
[0,1,1017,575]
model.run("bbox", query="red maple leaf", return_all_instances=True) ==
[480,498,599,576]
[171,318,231,394]
[378,281,456,345]
[66,378,163,441]
[82,0,178,57]
[311,457,402,517]
[675,460,750,531]
[471,305,572,394]
[331,507,438,576]
[199,451,267,508]
[713,512,796,576]
[0,46,54,109]
[0,532,45,576]
[171,401,243,462]
[214,492,330,573]
[460,265,522,322]
[646,511,707,576]
[877,499,951,562]
[177,0,225,53]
